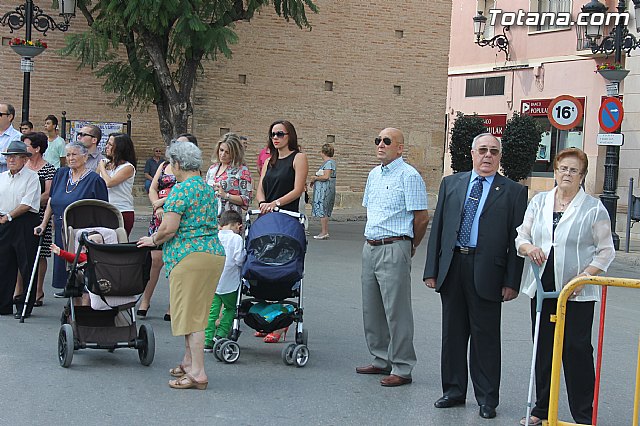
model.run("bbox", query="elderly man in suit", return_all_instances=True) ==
[423,133,527,419]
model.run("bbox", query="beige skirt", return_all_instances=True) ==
[169,252,225,336]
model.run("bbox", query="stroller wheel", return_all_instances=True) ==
[220,341,240,364]
[213,338,228,362]
[292,345,309,368]
[282,343,296,366]
[137,324,155,366]
[58,324,74,368]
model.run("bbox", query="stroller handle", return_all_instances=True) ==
[247,208,304,219]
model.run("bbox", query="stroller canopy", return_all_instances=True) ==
[242,211,306,285]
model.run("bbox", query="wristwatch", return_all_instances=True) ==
[6,213,12,222]
[275,200,281,207]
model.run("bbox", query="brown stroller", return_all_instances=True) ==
[57,200,154,368]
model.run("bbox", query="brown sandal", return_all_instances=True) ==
[169,373,208,390]
[169,364,187,377]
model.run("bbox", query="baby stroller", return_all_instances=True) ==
[213,209,310,367]
[57,199,154,368]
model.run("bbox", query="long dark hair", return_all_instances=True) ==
[267,120,299,167]
[108,133,138,169]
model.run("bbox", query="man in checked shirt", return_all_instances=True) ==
[355,127,429,387]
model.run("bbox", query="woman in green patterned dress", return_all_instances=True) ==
[138,141,225,390]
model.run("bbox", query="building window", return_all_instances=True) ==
[327,135,336,143]
[476,0,497,39]
[395,30,404,39]
[219,127,230,136]
[530,0,572,31]
[393,85,402,95]
[465,76,505,97]
[238,74,247,84]
[532,118,584,175]
[324,81,334,91]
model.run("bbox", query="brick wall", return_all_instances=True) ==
[0,0,452,198]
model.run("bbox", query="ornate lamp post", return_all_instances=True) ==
[1,0,76,121]
[580,0,640,250]
[472,11,510,60]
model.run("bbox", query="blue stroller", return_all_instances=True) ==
[213,209,309,367]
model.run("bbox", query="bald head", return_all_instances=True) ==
[376,127,404,166]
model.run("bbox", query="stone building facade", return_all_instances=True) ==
[0,0,452,203]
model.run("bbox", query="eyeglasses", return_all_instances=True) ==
[476,147,500,156]
[77,132,96,139]
[0,112,11,117]
[374,137,392,146]
[271,131,289,139]
[557,166,582,176]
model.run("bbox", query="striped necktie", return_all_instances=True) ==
[458,176,485,246]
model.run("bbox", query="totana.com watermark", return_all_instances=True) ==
[487,9,629,27]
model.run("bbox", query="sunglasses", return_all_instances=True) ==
[374,137,392,146]
[476,147,500,156]
[271,131,289,138]
[77,132,97,139]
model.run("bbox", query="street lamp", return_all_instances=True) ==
[0,0,76,121]
[580,0,640,250]
[472,11,510,60]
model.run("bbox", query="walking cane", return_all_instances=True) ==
[524,264,560,426]
[592,286,608,426]
[19,232,44,323]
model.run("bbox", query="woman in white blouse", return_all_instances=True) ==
[515,148,615,426]
[97,133,137,237]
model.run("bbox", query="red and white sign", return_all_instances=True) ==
[547,95,584,130]
[598,96,624,133]
[521,97,586,118]
[478,114,507,137]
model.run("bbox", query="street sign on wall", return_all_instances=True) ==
[547,95,584,130]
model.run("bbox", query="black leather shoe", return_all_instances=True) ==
[434,396,465,408]
[479,405,496,419]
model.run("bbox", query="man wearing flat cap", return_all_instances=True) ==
[0,140,41,318]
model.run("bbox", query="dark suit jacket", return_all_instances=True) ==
[423,171,527,302]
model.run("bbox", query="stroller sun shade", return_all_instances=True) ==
[242,211,306,285]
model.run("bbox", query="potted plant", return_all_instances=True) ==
[500,112,543,182]
[449,112,487,173]
[9,38,48,58]
[595,62,629,82]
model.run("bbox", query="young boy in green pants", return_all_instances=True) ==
[204,210,246,352]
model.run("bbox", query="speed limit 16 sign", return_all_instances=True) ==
[547,95,584,130]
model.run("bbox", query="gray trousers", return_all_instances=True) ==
[361,240,416,378]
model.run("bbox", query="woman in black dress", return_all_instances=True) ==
[255,120,308,342]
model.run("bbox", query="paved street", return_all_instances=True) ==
[1,217,640,425]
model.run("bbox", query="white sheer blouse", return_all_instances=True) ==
[515,187,615,302]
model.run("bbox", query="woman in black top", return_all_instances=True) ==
[255,120,308,343]
[257,120,308,214]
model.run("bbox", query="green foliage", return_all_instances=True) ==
[449,112,486,173]
[500,112,543,182]
[58,0,318,129]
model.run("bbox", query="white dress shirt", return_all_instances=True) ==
[516,187,615,302]
[0,166,41,215]
[0,125,23,173]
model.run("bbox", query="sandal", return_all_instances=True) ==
[519,416,543,426]
[169,373,208,390]
[169,364,187,377]
[34,294,45,307]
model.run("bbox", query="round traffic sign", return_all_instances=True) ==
[598,97,624,133]
[547,95,584,130]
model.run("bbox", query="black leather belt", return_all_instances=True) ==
[454,246,476,255]
[366,236,412,246]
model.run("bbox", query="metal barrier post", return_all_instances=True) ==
[628,178,634,253]
[546,276,640,426]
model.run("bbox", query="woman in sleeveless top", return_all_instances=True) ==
[97,133,137,236]
[310,143,337,239]
[255,120,308,343]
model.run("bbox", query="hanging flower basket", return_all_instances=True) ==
[8,38,47,58]
[597,69,630,82]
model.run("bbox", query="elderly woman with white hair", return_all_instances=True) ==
[137,141,225,390]
[35,141,108,294]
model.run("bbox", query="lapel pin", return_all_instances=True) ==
[495,187,500,191]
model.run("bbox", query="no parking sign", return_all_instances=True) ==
[599,97,624,133]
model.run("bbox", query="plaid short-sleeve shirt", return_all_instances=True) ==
[363,157,428,240]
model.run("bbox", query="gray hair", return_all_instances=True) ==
[167,141,202,171]
[471,133,502,151]
[66,141,89,156]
